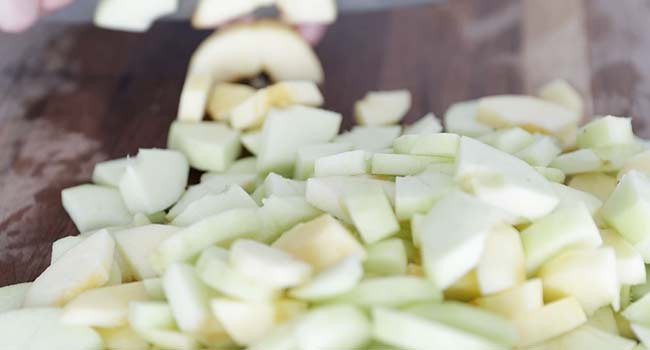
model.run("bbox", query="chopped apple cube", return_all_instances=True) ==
[372,153,448,176]
[476,224,526,295]
[290,256,363,301]
[552,182,603,215]
[61,184,132,232]
[475,279,544,318]
[91,157,127,187]
[0,283,31,313]
[257,106,341,176]
[240,130,262,156]
[404,113,443,135]
[394,172,454,221]
[479,127,535,154]
[336,125,402,151]
[393,133,459,158]
[276,0,338,24]
[538,79,584,116]
[313,150,369,177]
[50,236,83,264]
[620,149,650,179]
[95,0,178,32]
[444,100,494,137]
[355,90,411,126]
[601,170,650,244]
[272,214,366,271]
[577,116,634,149]
[294,142,353,179]
[601,229,646,285]
[177,73,212,122]
[211,298,275,346]
[514,297,587,347]
[167,121,240,172]
[171,185,257,226]
[516,135,562,167]
[364,239,408,276]
[23,230,115,307]
[535,166,566,183]
[550,149,602,174]
[257,195,322,243]
[343,183,399,244]
[113,224,180,280]
[568,173,617,202]
[207,83,256,121]
[230,239,312,289]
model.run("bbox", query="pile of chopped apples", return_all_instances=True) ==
[4,75,650,350]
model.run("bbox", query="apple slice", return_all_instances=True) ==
[514,297,587,347]
[550,149,603,174]
[290,256,363,301]
[0,283,31,313]
[61,282,149,328]
[372,307,505,350]
[171,185,257,227]
[313,150,370,177]
[211,298,275,346]
[539,248,619,315]
[177,74,212,122]
[332,276,441,307]
[257,106,341,176]
[50,236,83,264]
[295,305,371,350]
[538,79,584,116]
[207,83,257,121]
[355,90,412,126]
[294,142,353,180]
[601,170,650,244]
[0,308,103,350]
[119,149,189,214]
[521,202,601,275]
[444,100,494,137]
[476,224,526,295]
[113,224,180,280]
[94,0,178,32]
[479,127,534,154]
[364,239,408,276]
[23,230,115,307]
[343,182,400,244]
[61,184,132,233]
[257,195,322,243]
[272,214,366,271]
[419,190,504,290]
[196,247,279,301]
[276,0,338,24]
[372,153,449,176]
[516,135,562,167]
[91,157,127,187]
[336,125,402,151]
[524,325,636,350]
[167,121,241,172]
[568,173,617,202]
[393,133,459,158]
[153,208,260,271]
[262,173,306,197]
[395,171,454,221]
[535,166,566,183]
[474,279,544,319]
[577,115,634,149]
[128,301,200,349]
[456,136,559,221]
[404,113,443,135]
[601,229,646,285]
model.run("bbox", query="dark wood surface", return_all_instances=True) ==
[1,0,650,286]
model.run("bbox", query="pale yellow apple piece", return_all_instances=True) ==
[514,297,587,347]
[476,224,526,295]
[355,90,412,126]
[95,0,178,32]
[538,79,584,118]
[207,83,256,121]
[276,0,337,24]
[177,73,212,122]
[474,279,544,319]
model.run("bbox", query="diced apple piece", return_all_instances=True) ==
[230,239,312,288]
[550,149,602,174]
[444,100,494,137]
[294,305,370,350]
[634,324,650,349]
[520,202,601,275]
[95,0,177,32]
[620,149,650,179]
[0,283,30,313]
[336,125,402,151]
[524,325,636,350]
[443,270,481,302]
[372,307,504,350]
[313,150,369,177]
[577,116,634,149]
[196,247,278,301]
[163,263,226,345]
[333,276,441,307]
[372,153,448,176]
[631,265,650,302]
[272,214,366,271]
[257,195,322,243]
[406,302,519,347]
[343,183,399,244]
[539,248,619,314]
[394,172,454,221]
[294,142,353,179]
[276,0,338,24]
[364,239,408,276]
[456,136,559,221]
[622,290,650,325]
[477,95,579,138]
[211,298,275,346]
[516,135,562,167]
[153,208,260,270]
[393,133,459,158]
[535,166,566,183]
[61,282,148,328]
[404,113,443,135]
[50,236,83,264]
[552,182,603,215]
[586,307,619,335]
[92,157,127,187]
[514,297,587,347]
[0,308,103,350]
[479,127,535,154]
[167,121,240,172]
[177,73,212,122]
[475,279,544,319]
[419,190,505,289]
[290,256,363,301]
[354,90,412,126]
[61,184,132,232]
[113,224,179,280]
[257,106,341,176]
[476,224,525,295]
[23,230,115,307]
[261,173,306,197]
[207,83,256,121]
[97,326,149,350]
[119,149,189,214]
[128,301,200,349]
[601,170,650,244]
[171,185,257,226]
[568,173,617,202]
[192,0,261,28]
[538,79,584,116]
[601,229,646,285]
[239,130,261,156]
[247,321,297,350]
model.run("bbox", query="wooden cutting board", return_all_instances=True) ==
[1,0,650,286]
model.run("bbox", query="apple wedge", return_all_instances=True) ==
[91,157,127,188]
[290,256,363,301]
[577,115,634,149]
[207,83,256,121]
[23,230,115,307]
[404,113,443,135]
[113,224,180,280]
[342,182,400,244]
[474,279,544,319]
[210,298,275,346]
[620,149,650,179]
[257,195,322,243]
[601,229,646,285]
[0,283,31,313]
[313,150,370,177]
[393,133,459,158]
[294,142,353,180]
[167,121,241,172]
[119,149,189,214]
[61,184,132,233]
[355,90,412,126]
[568,172,617,202]
[94,0,178,32]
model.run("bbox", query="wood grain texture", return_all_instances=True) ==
[1,0,650,286]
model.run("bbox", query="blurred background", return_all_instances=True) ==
[0,0,649,284]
